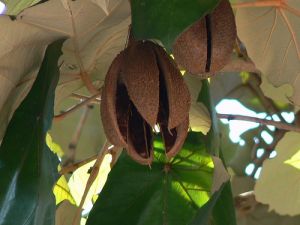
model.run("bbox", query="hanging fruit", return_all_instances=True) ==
[101,40,191,165]
[173,0,236,77]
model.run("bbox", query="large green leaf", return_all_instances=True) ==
[86,133,214,225]
[190,181,236,225]
[0,40,63,225]
[212,181,236,225]
[131,0,220,51]
[198,79,237,224]
[189,184,225,225]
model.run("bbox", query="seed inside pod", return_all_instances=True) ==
[100,40,191,165]
[172,0,236,77]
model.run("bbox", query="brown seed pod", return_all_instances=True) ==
[122,42,160,127]
[153,44,191,129]
[172,0,236,77]
[101,40,191,165]
[101,52,127,147]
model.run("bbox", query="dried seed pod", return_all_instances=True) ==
[153,44,191,129]
[122,42,159,126]
[101,53,127,147]
[173,0,236,77]
[101,40,191,165]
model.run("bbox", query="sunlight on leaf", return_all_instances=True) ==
[285,149,300,170]
[68,154,112,209]
[47,133,64,158]
[86,133,214,225]
[54,176,76,205]
[2,0,39,14]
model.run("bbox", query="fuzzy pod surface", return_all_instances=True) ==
[101,40,191,165]
[173,0,236,77]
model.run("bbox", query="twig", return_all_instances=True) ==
[252,129,286,171]
[110,147,123,167]
[63,105,92,167]
[71,141,111,225]
[54,92,101,121]
[217,113,300,132]
[232,0,283,9]
[59,154,98,175]
[71,93,101,104]
[59,146,122,175]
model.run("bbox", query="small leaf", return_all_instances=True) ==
[131,0,220,51]
[54,175,76,205]
[0,40,63,225]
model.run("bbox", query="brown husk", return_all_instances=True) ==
[172,0,236,76]
[101,52,127,147]
[122,41,160,127]
[153,44,191,129]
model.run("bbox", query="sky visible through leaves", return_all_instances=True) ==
[0,1,5,14]
[216,99,294,178]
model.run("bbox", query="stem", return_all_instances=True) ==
[71,93,101,104]
[59,154,98,175]
[59,146,122,175]
[54,92,101,121]
[232,0,283,9]
[217,113,300,132]
[71,141,111,225]
[63,105,92,167]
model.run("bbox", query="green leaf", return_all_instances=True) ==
[212,181,236,225]
[131,0,220,51]
[197,79,237,224]
[86,133,214,225]
[189,184,225,225]
[0,40,63,225]
[190,182,236,225]
[3,0,41,15]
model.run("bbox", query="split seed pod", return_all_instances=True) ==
[173,0,236,77]
[101,41,191,165]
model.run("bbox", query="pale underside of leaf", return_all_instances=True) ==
[254,131,300,216]
[17,0,131,101]
[236,0,300,105]
[55,200,80,225]
[211,156,230,194]
[0,16,63,140]
[0,0,131,160]
[183,74,211,134]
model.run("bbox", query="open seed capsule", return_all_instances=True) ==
[101,40,191,165]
